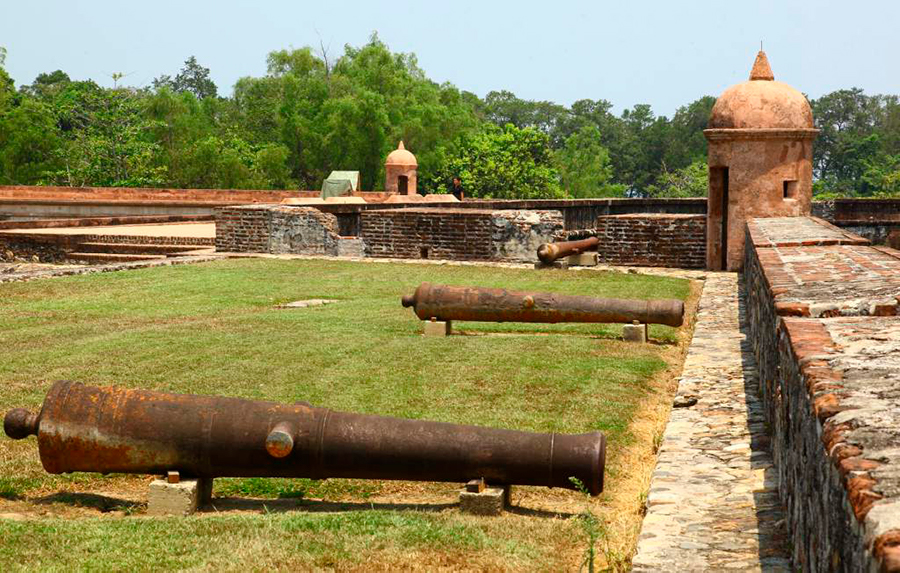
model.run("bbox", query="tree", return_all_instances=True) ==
[664,96,715,169]
[0,99,62,184]
[483,90,569,146]
[20,70,71,100]
[47,85,167,187]
[645,160,708,198]
[863,154,900,197]
[266,48,325,77]
[553,125,625,197]
[429,124,563,199]
[812,89,882,194]
[154,56,217,99]
[0,47,14,112]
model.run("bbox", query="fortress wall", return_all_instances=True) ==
[744,216,900,571]
[360,208,563,262]
[562,214,706,268]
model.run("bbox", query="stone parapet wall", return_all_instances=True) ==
[744,216,900,571]
[215,205,345,255]
[268,207,342,255]
[776,318,900,572]
[360,208,562,262]
[565,214,706,268]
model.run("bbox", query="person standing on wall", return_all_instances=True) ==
[449,176,465,201]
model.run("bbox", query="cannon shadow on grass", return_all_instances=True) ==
[33,492,145,513]
[204,497,576,519]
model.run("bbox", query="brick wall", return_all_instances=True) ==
[360,208,562,262]
[568,214,706,268]
[361,208,494,260]
[215,205,345,255]
[743,216,900,572]
[215,206,271,252]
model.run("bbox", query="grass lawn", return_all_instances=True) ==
[0,258,693,571]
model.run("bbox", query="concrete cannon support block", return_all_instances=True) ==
[567,252,598,267]
[459,482,512,516]
[623,321,648,343]
[147,474,213,516]
[423,319,451,337]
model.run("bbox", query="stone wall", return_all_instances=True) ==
[489,210,565,262]
[743,216,900,571]
[564,214,706,268]
[360,208,562,262]
[215,205,353,256]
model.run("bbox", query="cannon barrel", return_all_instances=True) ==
[537,236,600,264]
[401,283,684,327]
[4,381,606,495]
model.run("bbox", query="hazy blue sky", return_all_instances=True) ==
[2,0,898,116]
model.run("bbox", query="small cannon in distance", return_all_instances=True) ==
[537,236,600,264]
[401,283,684,327]
[4,381,607,496]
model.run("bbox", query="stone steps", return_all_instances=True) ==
[75,242,200,255]
[66,252,163,263]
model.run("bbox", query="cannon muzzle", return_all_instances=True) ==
[402,283,684,327]
[5,381,606,495]
[537,236,600,264]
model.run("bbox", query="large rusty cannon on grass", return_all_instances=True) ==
[537,236,600,264]
[4,381,607,495]
[402,283,684,327]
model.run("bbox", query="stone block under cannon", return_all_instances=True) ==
[4,381,606,496]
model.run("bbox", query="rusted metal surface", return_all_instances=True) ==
[4,381,607,495]
[537,236,600,263]
[402,283,684,327]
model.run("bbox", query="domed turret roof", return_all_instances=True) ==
[708,51,813,130]
[385,141,417,167]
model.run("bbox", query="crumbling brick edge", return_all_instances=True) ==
[743,218,900,572]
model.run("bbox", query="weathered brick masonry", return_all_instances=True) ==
[215,205,359,256]
[744,216,900,571]
[565,214,706,268]
[360,208,563,262]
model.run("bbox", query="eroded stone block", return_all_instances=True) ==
[423,319,451,337]
[459,485,511,516]
[623,322,648,343]
[567,252,598,266]
[147,477,212,516]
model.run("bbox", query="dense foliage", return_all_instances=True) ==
[1,36,898,198]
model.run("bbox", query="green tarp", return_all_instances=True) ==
[321,178,352,199]
[321,170,360,198]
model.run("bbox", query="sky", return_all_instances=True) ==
[1,0,898,117]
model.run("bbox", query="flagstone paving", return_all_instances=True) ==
[632,273,792,572]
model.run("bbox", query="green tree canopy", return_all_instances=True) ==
[428,124,563,199]
[553,125,625,197]
[153,56,218,100]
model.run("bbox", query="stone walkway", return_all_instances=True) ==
[632,273,792,571]
[0,255,220,284]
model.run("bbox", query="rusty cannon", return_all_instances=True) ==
[4,381,607,495]
[537,236,600,264]
[401,283,684,327]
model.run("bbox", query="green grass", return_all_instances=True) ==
[0,258,690,570]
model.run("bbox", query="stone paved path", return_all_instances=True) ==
[632,273,792,572]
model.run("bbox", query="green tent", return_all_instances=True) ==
[321,171,360,198]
